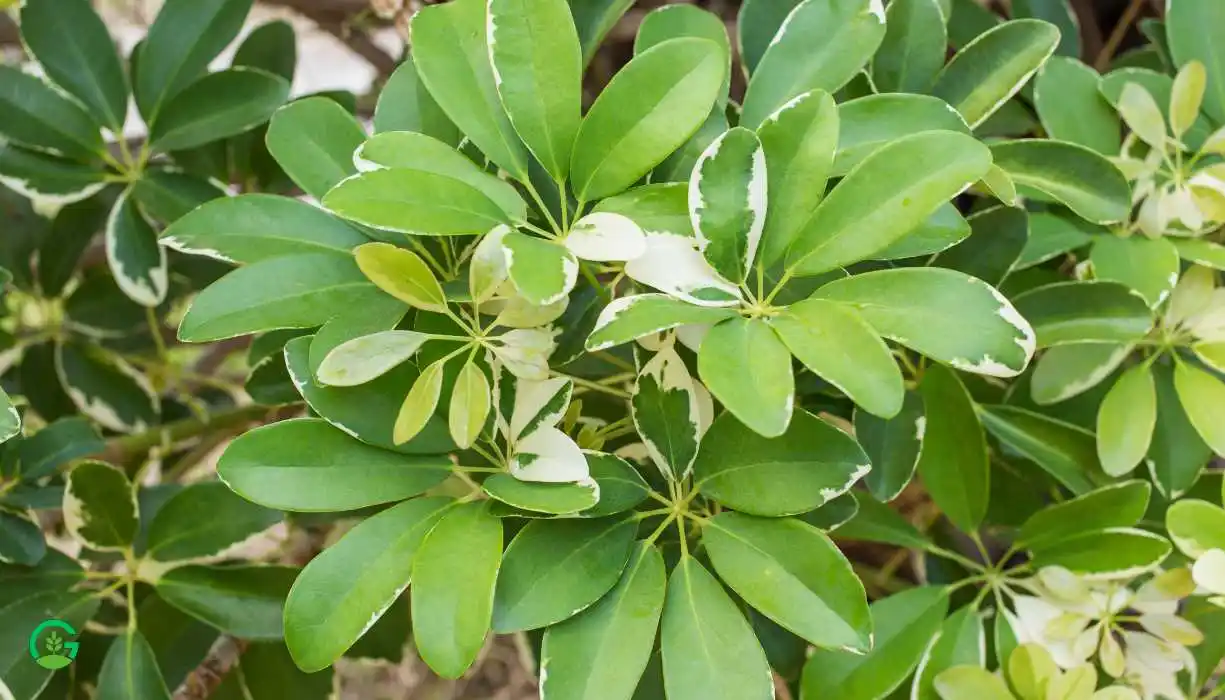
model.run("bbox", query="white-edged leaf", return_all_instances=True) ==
[316,331,431,387]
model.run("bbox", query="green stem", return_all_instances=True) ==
[96,404,272,470]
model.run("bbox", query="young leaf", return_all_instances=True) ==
[801,587,949,700]
[373,56,460,143]
[105,190,167,308]
[787,131,991,275]
[487,0,582,181]
[19,0,130,132]
[315,331,431,387]
[1012,281,1152,347]
[1166,499,1225,557]
[1033,57,1121,155]
[697,317,793,437]
[284,497,452,671]
[694,409,871,517]
[587,296,736,352]
[411,502,503,679]
[502,232,579,306]
[704,513,871,650]
[873,0,948,94]
[932,19,1060,128]
[913,607,986,700]
[570,38,726,201]
[563,212,648,262]
[915,365,989,533]
[0,67,105,160]
[353,243,447,312]
[63,461,138,552]
[833,94,972,176]
[1097,363,1157,477]
[96,630,171,700]
[217,418,450,512]
[1016,480,1151,547]
[149,68,289,152]
[769,298,904,419]
[410,0,529,179]
[756,89,838,268]
[632,345,703,481]
[493,518,636,633]
[265,97,366,200]
[739,0,886,128]
[449,361,490,450]
[307,296,409,376]
[622,233,743,307]
[660,556,774,700]
[856,391,925,502]
[978,405,1105,494]
[324,169,512,236]
[395,359,447,446]
[155,565,295,640]
[814,268,1036,378]
[145,482,281,563]
[1173,360,1225,457]
[540,543,666,700]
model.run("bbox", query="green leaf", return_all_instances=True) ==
[1033,57,1120,155]
[1012,281,1153,347]
[218,418,450,512]
[932,19,1060,128]
[690,127,766,284]
[156,565,295,640]
[0,509,45,566]
[19,0,130,132]
[632,346,703,481]
[36,198,108,298]
[737,0,804,76]
[178,253,388,342]
[325,168,512,236]
[14,418,102,482]
[932,205,1029,286]
[145,482,280,563]
[410,0,529,179]
[411,502,503,678]
[694,409,870,516]
[232,20,297,81]
[493,518,636,633]
[502,232,578,306]
[756,89,838,268]
[568,0,636,66]
[873,0,947,93]
[660,556,773,700]
[788,131,991,275]
[814,268,1036,378]
[1172,239,1225,271]
[914,607,986,700]
[355,132,526,221]
[150,68,289,151]
[1017,480,1151,547]
[316,330,431,388]
[697,318,793,437]
[1,590,98,698]
[1029,528,1172,577]
[488,0,582,181]
[571,38,726,201]
[770,297,904,418]
[800,587,949,700]
[634,5,732,104]
[872,204,973,260]
[540,542,666,700]
[739,0,886,129]
[161,194,367,264]
[833,94,972,177]
[373,56,460,143]
[978,405,1105,494]
[0,145,106,205]
[1167,499,1225,557]
[63,461,137,552]
[105,189,167,307]
[394,359,446,446]
[586,295,737,352]
[1031,342,1132,405]
[1097,363,1157,476]
[1173,360,1225,457]
[0,66,105,160]
[1016,210,1098,270]
[482,474,598,515]
[916,364,989,533]
[856,391,925,502]
[1166,0,1225,124]
[1090,236,1181,309]
[705,513,870,650]
[449,360,490,450]
[96,630,171,700]
[580,452,651,517]
[352,242,446,312]
[56,342,159,433]
[0,391,17,446]
[1013,0,1079,56]
[989,140,1131,224]
[132,168,226,223]
[1148,363,1212,498]
[934,667,1014,700]
[265,97,366,200]
[947,0,1001,48]
[284,497,452,671]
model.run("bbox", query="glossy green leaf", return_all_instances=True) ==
[800,586,949,700]
[873,0,947,93]
[770,298,903,418]
[989,140,1131,224]
[913,607,986,700]
[482,474,598,515]
[20,0,130,132]
[814,268,1036,378]
[156,565,295,640]
[105,189,167,307]
[1166,499,1225,557]
[586,294,737,352]
[571,38,726,201]
[131,168,225,223]
[1016,480,1151,547]
[488,0,582,181]
[690,127,766,284]
[833,94,972,176]
[856,391,924,502]
[1012,281,1153,347]
[694,409,870,516]
[1166,0,1225,124]
[1097,363,1157,477]
[373,56,460,143]
[915,365,989,533]
[218,418,449,512]
[150,68,289,151]
[1033,57,1121,155]
[1016,210,1099,270]
[502,232,578,306]
[1029,528,1172,577]
[697,318,793,437]
[740,0,886,128]
[284,497,452,671]
[411,502,503,678]
[0,66,104,160]
[872,204,973,260]
[1173,360,1225,457]
[540,542,666,700]
[56,342,158,433]
[265,97,366,200]
[705,513,870,650]
[0,509,44,566]
[145,482,281,562]
[324,168,512,236]
[635,5,731,103]
[1148,363,1213,498]
[232,20,297,81]
[0,144,107,204]
[978,405,1105,494]
[568,0,636,65]
[737,0,804,75]
[96,629,171,700]
[1091,235,1181,309]
[14,418,103,482]
[932,19,1060,128]
[788,131,991,275]
[410,0,529,178]
[1031,342,1132,405]
[932,205,1029,286]
[660,556,773,700]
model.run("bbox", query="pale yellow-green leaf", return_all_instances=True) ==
[1009,644,1059,700]
[1170,60,1207,138]
[1118,82,1167,149]
[450,360,490,449]
[354,242,446,312]
[395,359,446,445]
[933,667,1013,700]
[1173,359,1225,457]
[981,164,1018,205]
[1165,266,1216,330]
[1096,363,1155,476]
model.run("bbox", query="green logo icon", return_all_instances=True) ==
[29,620,79,670]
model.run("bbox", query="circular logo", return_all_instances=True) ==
[28,620,79,670]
